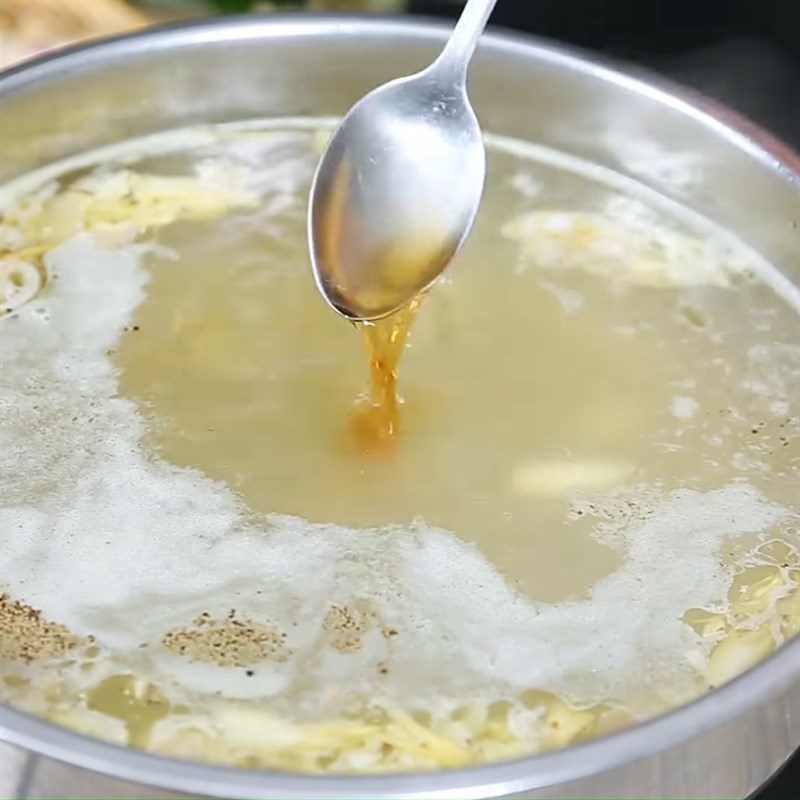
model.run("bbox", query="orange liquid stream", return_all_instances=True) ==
[347,297,421,456]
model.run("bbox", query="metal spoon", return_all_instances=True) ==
[308,0,498,321]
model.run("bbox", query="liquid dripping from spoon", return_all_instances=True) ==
[318,162,428,456]
[347,296,422,457]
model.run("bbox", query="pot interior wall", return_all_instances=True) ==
[1,17,798,282]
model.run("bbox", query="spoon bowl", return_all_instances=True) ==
[308,0,497,321]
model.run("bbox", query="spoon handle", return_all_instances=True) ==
[434,0,499,83]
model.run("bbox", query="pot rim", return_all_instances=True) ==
[1,13,798,799]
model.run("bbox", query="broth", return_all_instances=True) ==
[1,122,798,773]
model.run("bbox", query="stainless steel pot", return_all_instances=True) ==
[1,13,798,800]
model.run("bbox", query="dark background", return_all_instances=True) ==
[409,0,800,148]
[414,0,800,797]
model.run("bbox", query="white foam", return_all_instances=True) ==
[671,395,698,420]
[502,209,754,290]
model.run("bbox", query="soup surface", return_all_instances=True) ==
[1,121,798,772]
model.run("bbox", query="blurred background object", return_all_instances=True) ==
[0,0,149,67]
[1,0,796,147]
[0,0,407,69]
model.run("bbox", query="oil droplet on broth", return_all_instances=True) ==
[85,675,170,748]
